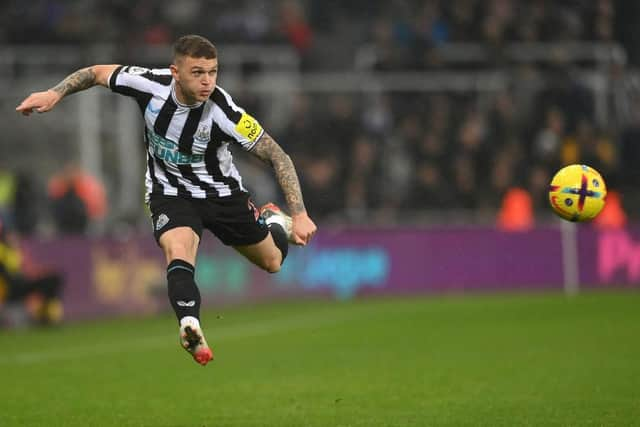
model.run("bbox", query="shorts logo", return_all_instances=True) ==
[156,213,170,231]
[235,113,263,142]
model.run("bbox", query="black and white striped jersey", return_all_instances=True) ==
[108,65,265,202]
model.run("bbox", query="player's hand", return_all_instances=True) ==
[16,90,62,116]
[291,212,317,246]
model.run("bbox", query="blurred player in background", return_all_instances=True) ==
[16,35,317,366]
[0,217,64,327]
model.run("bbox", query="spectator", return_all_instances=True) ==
[12,171,42,236]
[299,154,343,223]
[497,187,534,231]
[48,163,106,235]
[345,135,381,221]
[411,161,455,210]
[533,107,565,169]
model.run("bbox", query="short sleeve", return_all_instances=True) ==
[109,66,173,98]
[210,87,265,151]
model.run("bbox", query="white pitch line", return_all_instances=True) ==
[0,311,353,366]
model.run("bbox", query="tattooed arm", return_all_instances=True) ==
[251,132,317,245]
[16,65,119,116]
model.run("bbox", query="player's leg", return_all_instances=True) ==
[159,226,200,323]
[234,232,285,273]
[202,195,291,273]
[150,196,212,366]
[234,203,291,272]
[158,227,212,365]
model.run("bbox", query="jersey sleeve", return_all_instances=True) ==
[108,65,172,101]
[211,87,265,151]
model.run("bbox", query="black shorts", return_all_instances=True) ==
[149,192,269,246]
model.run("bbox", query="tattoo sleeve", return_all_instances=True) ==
[50,67,97,97]
[251,133,306,215]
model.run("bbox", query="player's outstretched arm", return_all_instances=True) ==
[16,64,120,116]
[251,133,317,245]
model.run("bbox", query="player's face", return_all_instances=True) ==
[171,56,218,104]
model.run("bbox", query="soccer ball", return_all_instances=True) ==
[548,164,607,222]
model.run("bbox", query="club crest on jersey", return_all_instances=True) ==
[194,122,211,143]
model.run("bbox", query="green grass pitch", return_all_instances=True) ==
[1,291,639,426]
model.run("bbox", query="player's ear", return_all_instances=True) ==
[170,63,179,81]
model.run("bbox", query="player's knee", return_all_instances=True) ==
[164,241,194,261]
[262,254,282,273]
[159,229,198,262]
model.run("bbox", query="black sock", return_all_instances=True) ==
[167,259,201,323]
[269,223,288,263]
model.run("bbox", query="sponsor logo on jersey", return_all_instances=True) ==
[126,66,150,75]
[146,102,161,115]
[235,113,263,142]
[147,129,204,164]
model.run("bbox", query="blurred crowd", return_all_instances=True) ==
[246,81,628,225]
[0,0,639,232]
[1,0,638,66]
